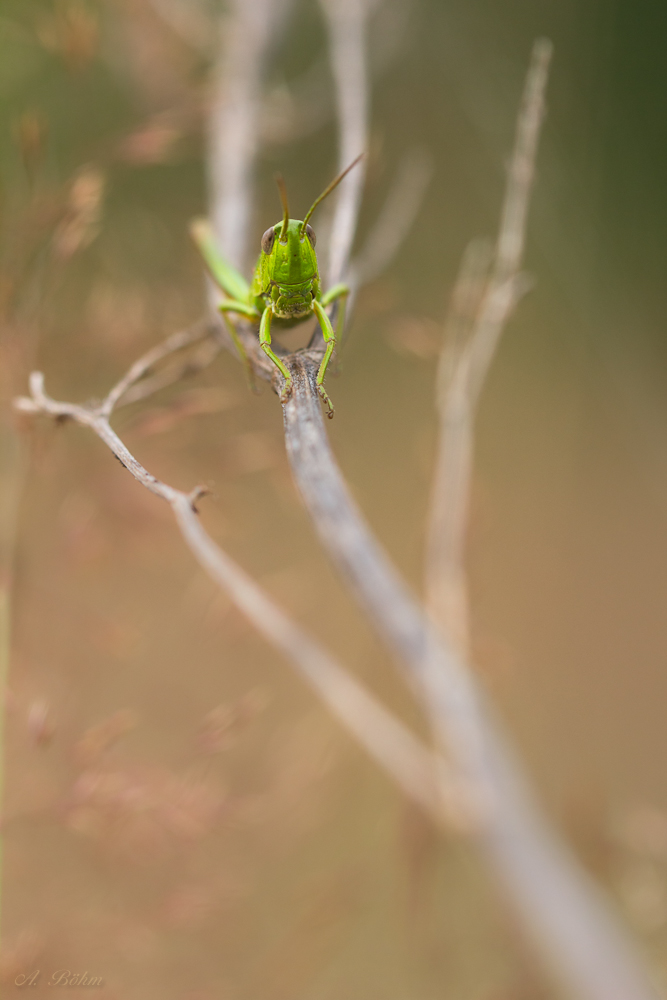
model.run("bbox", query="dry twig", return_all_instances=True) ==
[100,317,216,414]
[351,147,433,291]
[208,0,294,273]
[14,368,444,821]
[426,39,551,652]
[318,0,377,289]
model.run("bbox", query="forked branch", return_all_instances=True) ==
[15,368,447,822]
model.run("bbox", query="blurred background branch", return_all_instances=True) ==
[426,38,552,654]
[317,0,375,289]
[208,0,295,273]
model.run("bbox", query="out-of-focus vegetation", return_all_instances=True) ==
[1,1,667,997]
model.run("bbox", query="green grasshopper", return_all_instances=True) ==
[191,154,362,418]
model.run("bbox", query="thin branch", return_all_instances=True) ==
[100,317,215,415]
[208,0,294,273]
[468,38,552,405]
[14,373,451,823]
[260,0,409,149]
[116,335,223,408]
[351,147,433,290]
[318,0,377,289]
[426,39,551,651]
[425,239,492,650]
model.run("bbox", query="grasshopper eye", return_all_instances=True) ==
[305,224,316,247]
[261,227,276,255]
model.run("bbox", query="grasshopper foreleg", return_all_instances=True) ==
[259,307,293,403]
[312,298,340,418]
[320,284,349,377]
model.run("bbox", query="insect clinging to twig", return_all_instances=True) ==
[191,155,363,418]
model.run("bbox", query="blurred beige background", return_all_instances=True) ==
[1,1,667,997]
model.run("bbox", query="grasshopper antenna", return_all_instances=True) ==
[276,174,290,243]
[300,153,365,236]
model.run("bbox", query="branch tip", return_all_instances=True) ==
[28,371,46,402]
[13,397,40,414]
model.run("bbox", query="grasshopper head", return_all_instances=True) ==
[260,218,318,286]
[257,155,364,318]
[260,153,364,289]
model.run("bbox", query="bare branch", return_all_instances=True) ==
[425,38,551,649]
[351,147,433,291]
[100,318,215,415]
[436,238,494,407]
[208,0,294,273]
[116,335,223,408]
[468,38,552,405]
[260,0,409,149]
[15,373,452,823]
[281,355,491,790]
[425,239,492,650]
[496,41,552,284]
[318,0,377,288]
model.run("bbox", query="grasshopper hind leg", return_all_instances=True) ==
[219,301,260,392]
